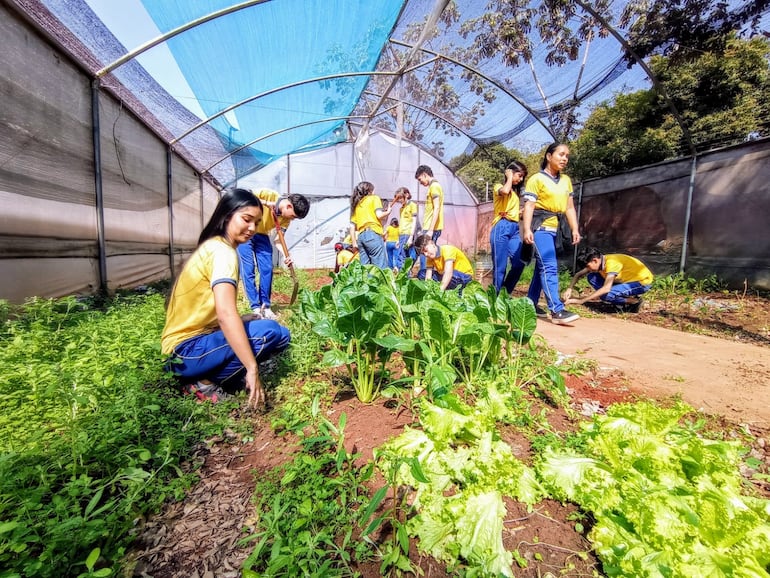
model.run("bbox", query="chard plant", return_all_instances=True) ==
[299,260,538,402]
[299,262,414,403]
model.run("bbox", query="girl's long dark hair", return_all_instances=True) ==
[350,181,374,210]
[506,160,528,195]
[198,188,262,246]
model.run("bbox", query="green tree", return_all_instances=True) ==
[453,142,529,201]
[466,0,768,142]
[569,35,770,181]
[650,34,770,152]
[618,0,770,62]
[569,90,679,181]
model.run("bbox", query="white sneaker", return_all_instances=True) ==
[261,307,278,321]
[251,307,263,319]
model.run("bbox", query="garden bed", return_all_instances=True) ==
[126,270,770,577]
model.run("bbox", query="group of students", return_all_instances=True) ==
[160,143,654,407]
[489,142,654,324]
[342,164,476,291]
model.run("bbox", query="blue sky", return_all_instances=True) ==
[85,0,207,120]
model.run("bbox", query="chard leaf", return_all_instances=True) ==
[321,349,351,368]
[506,297,537,344]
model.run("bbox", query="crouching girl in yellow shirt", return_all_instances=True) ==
[161,189,290,407]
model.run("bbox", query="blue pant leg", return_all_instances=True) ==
[587,274,650,304]
[604,281,649,304]
[408,239,417,263]
[532,230,564,313]
[168,320,291,386]
[526,261,542,305]
[490,219,514,292]
[358,234,371,266]
[416,269,441,282]
[237,239,260,310]
[587,272,604,292]
[386,241,398,268]
[503,223,524,293]
[359,229,389,269]
[396,234,408,268]
[252,233,274,308]
[445,270,472,291]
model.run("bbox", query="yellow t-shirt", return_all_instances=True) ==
[602,254,654,286]
[385,225,400,243]
[399,201,418,235]
[253,188,291,234]
[423,180,444,231]
[337,248,359,268]
[491,182,520,227]
[351,194,384,235]
[427,244,473,276]
[523,171,573,229]
[161,236,238,354]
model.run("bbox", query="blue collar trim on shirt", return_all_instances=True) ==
[540,169,562,183]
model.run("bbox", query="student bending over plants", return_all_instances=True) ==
[414,234,474,292]
[161,188,290,407]
[563,246,654,313]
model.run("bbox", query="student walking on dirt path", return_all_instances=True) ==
[415,165,444,279]
[490,160,528,294]
[563,246,654,312]
[161,189,291,408]
[349,181,394,269]
[414,234,473,292]
[237,189,310,320]
[521,143,582,325]
[394,187,419,271]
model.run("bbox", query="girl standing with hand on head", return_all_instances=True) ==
[161,188,291,407]
[520,143,582,325]
[490,160,528,294]
[349,181,393,269]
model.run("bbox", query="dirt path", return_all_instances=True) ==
[535,316,770,427]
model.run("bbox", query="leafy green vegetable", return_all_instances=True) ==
[375,398,544,576]
[537,401,770,577]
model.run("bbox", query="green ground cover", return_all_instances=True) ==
[1,269,768,578]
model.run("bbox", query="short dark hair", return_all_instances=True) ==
[415,165,433,178]
[577,246,602,268]
[288,193,310,218]
[413,234,431,253]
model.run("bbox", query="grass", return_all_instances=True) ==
[0,290,240,578]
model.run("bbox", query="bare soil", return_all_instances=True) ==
[128,281,770,578]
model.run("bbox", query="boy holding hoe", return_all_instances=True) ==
[237,189,310,319]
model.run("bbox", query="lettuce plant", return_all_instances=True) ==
[537,401,770,576]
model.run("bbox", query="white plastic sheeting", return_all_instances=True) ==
[239,131,479,269]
